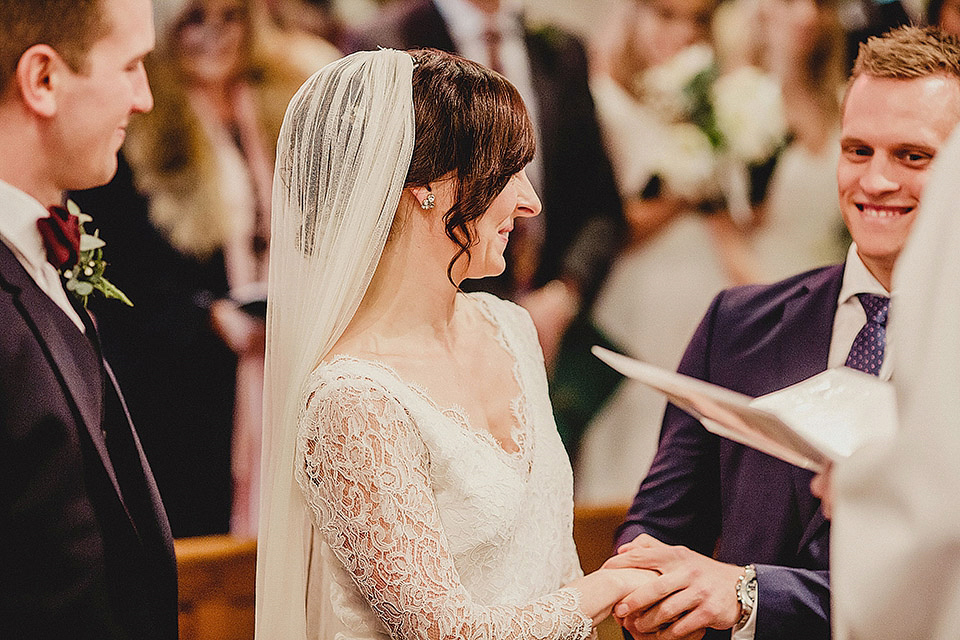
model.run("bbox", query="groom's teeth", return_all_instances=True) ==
[861,206,906,218]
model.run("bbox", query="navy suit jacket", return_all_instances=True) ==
[618,264,844,640]
[345,0,624,301]
[0,240,177,639]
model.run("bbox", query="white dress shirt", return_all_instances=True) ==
[0,179,86,332]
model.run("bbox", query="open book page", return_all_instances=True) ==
[591,346,897,473]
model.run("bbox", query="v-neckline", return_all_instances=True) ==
[322,294,532,461]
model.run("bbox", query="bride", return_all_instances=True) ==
[256,48,654,639]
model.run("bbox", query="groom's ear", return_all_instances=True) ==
[16,44,63,118]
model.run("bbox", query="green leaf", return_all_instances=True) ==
[97,277,134,306]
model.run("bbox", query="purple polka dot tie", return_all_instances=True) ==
[845,293,889,376]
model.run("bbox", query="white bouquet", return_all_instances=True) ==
[637,45,787,216]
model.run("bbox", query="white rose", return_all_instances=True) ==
[640,44,715,120]
[657,122,722,202]
[711,66,787,163]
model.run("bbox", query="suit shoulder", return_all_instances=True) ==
[344,0,442,52]
[713,264,844,318]
[526,23,588,68]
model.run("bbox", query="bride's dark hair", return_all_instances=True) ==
[404,48,537,284]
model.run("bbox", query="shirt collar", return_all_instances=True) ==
[838,242,889,306]
[0,178,54,273]
[433,0,524,42]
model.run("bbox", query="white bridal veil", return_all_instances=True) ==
[256,49,416,639]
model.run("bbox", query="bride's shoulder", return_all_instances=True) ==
[304,356,403,407]
[463,291,532,326]
[299,357,417,435]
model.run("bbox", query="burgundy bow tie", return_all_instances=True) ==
[37,205,81,270]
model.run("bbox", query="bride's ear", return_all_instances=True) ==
[409,185,435,210]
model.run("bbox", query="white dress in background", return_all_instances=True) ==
[575,76,731,505]
[295,293,593,640]
[750,131,846,283]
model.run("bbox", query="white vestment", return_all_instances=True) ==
[832,124,960,639]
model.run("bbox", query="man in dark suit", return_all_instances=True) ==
[605,26,960,640]
[0,1,177,638]
[345,0,624,364]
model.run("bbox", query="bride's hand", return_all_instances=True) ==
[566,567,658,626]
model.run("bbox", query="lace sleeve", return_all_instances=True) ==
[296,374,593,640]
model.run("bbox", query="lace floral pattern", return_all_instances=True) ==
[296,293,592,640]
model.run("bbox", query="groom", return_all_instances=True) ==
[607,26,960,640]
[0,1,177,639]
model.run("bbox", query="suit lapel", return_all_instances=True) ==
[773,265,845,387]
[0,242,132,520]
[773,265,845,553]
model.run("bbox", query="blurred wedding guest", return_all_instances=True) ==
[926,0,960,33]
[840,0,913,68]
[607,26,960,640]
[825,123,960,640]
[260,0,350,55]
[0,0,178,637]
[576,0,761,504]
[72,0,336,537]
[748,0,849,281]
[344,0,625,368]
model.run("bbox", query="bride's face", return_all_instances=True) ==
[461,168,541,281]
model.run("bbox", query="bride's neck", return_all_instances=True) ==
[345,224,462,347]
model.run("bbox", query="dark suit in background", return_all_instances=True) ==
[345,0,624,302]
[618,265,843,640]
[0,240,178,639]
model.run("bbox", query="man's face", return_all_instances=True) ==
[52,0,154,191]
[837,74,960,283]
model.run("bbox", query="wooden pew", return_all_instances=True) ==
[176,535,257,640]
[573,503,630,640]
[174,503,629,640]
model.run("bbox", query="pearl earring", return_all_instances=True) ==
[420,193,435,210]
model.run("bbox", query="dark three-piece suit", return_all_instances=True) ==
[0,239,177,639]
[619,265,844,640]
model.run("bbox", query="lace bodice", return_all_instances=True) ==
[295,293,592,640]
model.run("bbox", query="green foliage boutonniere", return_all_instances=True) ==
[61,200,132,308]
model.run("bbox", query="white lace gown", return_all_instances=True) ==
[295,293,594,640]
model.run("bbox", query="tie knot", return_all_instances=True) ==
[37,205,81,270]
[858,293,889,326]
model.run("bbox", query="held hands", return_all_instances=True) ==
[810,463,833,519]
[603,534,745,639]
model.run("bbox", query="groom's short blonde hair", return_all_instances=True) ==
[852,25,960,82]
[0,0,107,94]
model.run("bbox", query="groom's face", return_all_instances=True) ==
[837,73,960,282]
[51,0,155,191]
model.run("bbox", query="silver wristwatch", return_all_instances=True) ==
[735,564,758,629]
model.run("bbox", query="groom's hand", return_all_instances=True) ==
[603,534,743,638]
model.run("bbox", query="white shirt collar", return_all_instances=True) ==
[0,178,54,274]
[433,0,524,42]
[838,242,890,305]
